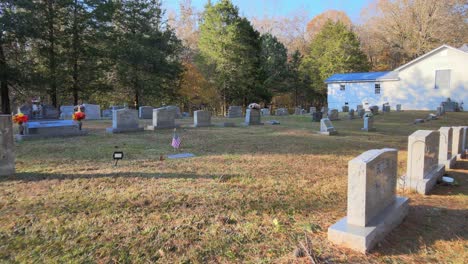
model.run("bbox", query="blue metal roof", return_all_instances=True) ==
[325,71,397,83]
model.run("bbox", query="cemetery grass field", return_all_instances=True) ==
[1,111,467,263]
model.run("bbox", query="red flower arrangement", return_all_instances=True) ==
[13,113,29,124]
[72,111,86,121]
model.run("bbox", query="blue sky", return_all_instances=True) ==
[162,0,371,22]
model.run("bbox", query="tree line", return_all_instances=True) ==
[1,0,466,114]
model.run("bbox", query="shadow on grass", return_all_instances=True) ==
[1,171,236,182]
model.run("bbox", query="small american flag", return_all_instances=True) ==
[171,129,181,150]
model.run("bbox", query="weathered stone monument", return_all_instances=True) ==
[362,114,376,132]
[139,106,153,119]
[0,115,15,176]
[400,130,444,194]
[194,110,212,127]
[396,104,402,112]
[319,118,337,135]
[357,109,365,118]
[166,105,182,119]
[17,120,87,141]
[146,107,177,130]
[82,104,101,120]
[59,105,75,119]
[275,108,288,116]
[228,106,242,118]
[452,126,464,158]
[244,109,262,125]
[328,148,408,253]
[438,127,456,169]
[348,109,355,120]
[342,105,349,112]
[328,109,339,121]
[106,108,143,133]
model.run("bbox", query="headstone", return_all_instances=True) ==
[312,111,322,122]
[342,105,349,112]
[396,104,402,112]
[294,107,301,115]
[16,120,87,141]
[111,105,125,111]
[106,108,143,133]
[362,114,375,131]
[244,109,262,125]
[275,108,289,116]
[357,109,365,118]
[82,104,101,120]
[400,130,445,194]
[60,105,75,119]
[194,110,212,127]
[438,127,456,169]
[369,105,379,114]
[347,109,355,120]
[20,104,59,119]
[328,109,339,121]
[146,107,177,130]
[102,109,112,118]
[139,106,153,119]
[436,107,443,116]
[0,115,15,176]
[166,105,182,119]
[300,109,307,115]
[382,103,390,113]
[414,119,425,124]
[328,148,408,253]
[260,108,270,116]
[228,106,242,118]
[357,105,363,112]
[319,118,337,135]
[452,126,464,158]
[462,126,468,157]
[310,107,316,114]
[321,107,328,115]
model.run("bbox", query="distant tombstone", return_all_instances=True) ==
[342,105,349,112]
[300,109,307,115]
[369,105,379,114]
[362,114,376,131]
[312,111,322,122]
[321,106,328,114]
[347,109,355,120]
[328,109,339,121]
[82,104,101,120]
[328,148,408,253]
[396,104,402,112]
[194,110,212,127]
[60,105,75,119]
[382,103,390,113]
[244,109,262,125]
[17,120,87,141]
[294,107,301,115]
[146,107,177,130]
[356,105,363,112]
[275,108,289,116]
[319,118,337,135]
[310,107,316,114]
[452,126,464,158]
[438,127,455,169]
[260,108,270,116]
[0,115,15,176]
[357,109,365,118]
[166,105,182,119]
[436,107,443,116]
[228,106,242,118]
[106,108,143,133]
[42,105,59,119]
[102,109,112,118]
[139,106,153,119]
[401,130,444,194]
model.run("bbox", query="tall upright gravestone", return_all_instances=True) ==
[461,126,468,158]
[328,148,408,253]
[244,109,262,125]
[106,108,143,133]
[0,115,15,176]
[452,126,464,158]
[82,104,101,120]
[319,118,337,135]
[194,110,212,127]
[146,107,177,130]
[438,127,456,169]
[401,130,444,194]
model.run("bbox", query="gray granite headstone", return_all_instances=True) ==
[328,109,339,121]
[275,108,288,116]
[396,104,402,112]
[260,108,270,116]
[166,105,182,119]
[347,109,355,120]
[357,109,365,118]
[438,127,455,169]
[194,110,211,127]
[400,130,444,194]
[244,109,262,125]
[362,114,375,132]
[328,148,408,253]
[146,107,177,130]
[452,126,464,157]
[0,115,15,176]
[139,106,153,119]
[17,120,87,141]
[60,105,74,119]
[342,105,349,112]
[106,108,143,133]
[82,104,101,120]
[319,118,337,135]
[228,106,242,118]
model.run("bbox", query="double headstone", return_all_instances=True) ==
[438,127,455,169]
[328,109,339,121]
[319,118,337,135]
[194,110,212,127]
[328,148,408,253]
[362,114,375,131]
[17,120,87,141]
[0,115,15,176]
[60,105,75,119]
[400,130,445,194]
[106,108,143,133]
[228,106,242,118]
[83,104,101,120]
[139,106,153,119]
[244,109,262,125]
[146,107,177,130]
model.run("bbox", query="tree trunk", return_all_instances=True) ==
[0,39,10,114]
[47,0,58,107]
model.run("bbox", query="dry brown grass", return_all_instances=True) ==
[0,111,467,263]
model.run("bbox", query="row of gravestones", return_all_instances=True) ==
[328,126,467,253]
[60,105,183,120]
[319,113,376,135]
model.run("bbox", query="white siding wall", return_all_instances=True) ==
[327,47,468,111]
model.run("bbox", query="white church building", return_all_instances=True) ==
[325,44,468,111]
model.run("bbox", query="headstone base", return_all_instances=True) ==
[361,128,376,132]
[328,196,409,253]
[145,124,179,130]
[242,122,264,126]
[216,122,236,127]
[399,164,445,194]
[106,127,144,134]
[318,131,337,136]
[445,155,457,169]
[15,130,88,141]
[193,123,213,128]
